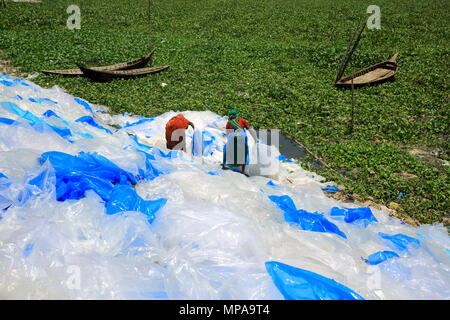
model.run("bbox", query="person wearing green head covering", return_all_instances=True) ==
[226,109,250,131]
[228,109,237,119]
[223,109,258,175]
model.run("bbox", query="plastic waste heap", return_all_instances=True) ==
[0,73,449,299]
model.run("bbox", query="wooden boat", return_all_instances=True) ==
[76,64,170,81]
[43,2,170,82]
[335,53,399,88]
[42,51,154,76]
[334,20,399,88]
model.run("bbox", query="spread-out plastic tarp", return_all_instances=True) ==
[0,72,449,299]
[265,261,364,300]
[362,251,400,265]
[269,195,347,239]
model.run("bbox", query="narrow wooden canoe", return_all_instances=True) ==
[76,64,170,82]
[42,51,154,76]
[335,53,399,88]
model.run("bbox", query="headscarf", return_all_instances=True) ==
[228,109,238,120]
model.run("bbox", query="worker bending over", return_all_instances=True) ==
[165,113,195,151]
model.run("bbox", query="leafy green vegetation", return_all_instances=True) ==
[0,0,448,225]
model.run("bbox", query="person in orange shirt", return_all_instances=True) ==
[165,114,195,151]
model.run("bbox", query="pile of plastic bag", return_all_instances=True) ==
[0,73,449,299]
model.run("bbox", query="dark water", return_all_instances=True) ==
[256,130,309,160]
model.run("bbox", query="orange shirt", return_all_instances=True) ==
[165,114,190,143]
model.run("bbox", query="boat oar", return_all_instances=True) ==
[335,19,362,83]
[336,18,366,84]
[148,0,153,67]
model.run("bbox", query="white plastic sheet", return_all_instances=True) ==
[0,73,449,300]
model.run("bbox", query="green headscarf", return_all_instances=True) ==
[228,109,238,119]
[227,109,244,131]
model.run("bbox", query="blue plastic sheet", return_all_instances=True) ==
[277,155,294,163]
[105,184,167,224]
[148,147,178,160]
[330,206,378,227]
[123,118,154,128]
[378,232,421,253]
[0,76,30,87]
[1,101,73,142]
[24,243,34,257]
[130,135,152,153]
[127,138,172,180]
[74,97,94,113]
[268,194,296,212]
[1,101,42,123]
[27,162,55,193]
[130,135,177,160]
[29,97,57,105]
[362,250,400,265]
[40,151,137,201]
[0,80,14,87]
[269,195,347,239]
[138,152,170,181]
[40,149,168,203]
[75,116,113,134]
[43,110,93,139]
[32,121,73,142]
[265,261,364,300]
[56,175,114,202]
[0,117,19,125]
[43,110,61,119]
[267,180,280,190]
[322,185,339,193]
